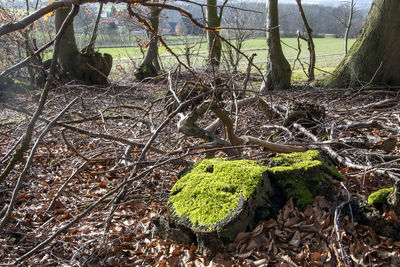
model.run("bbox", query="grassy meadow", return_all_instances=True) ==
[96,36,354,81]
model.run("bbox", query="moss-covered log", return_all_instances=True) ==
[154,150,342,257]
[324,0,400,87]
[55,7,112,84]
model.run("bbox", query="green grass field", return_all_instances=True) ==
[97,37,353,81]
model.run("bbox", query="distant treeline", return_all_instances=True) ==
[166,2,368,38]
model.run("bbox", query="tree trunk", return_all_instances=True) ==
[55,6,112,85]
[324,0,400,88]
[134,4,161,81]
[206,0,222,68]
[296,0,315,81]
[344,0,354,55]
[260,0,291,92]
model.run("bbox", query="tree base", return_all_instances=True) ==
[59,52,113,85]
[134,64,158,81]
[154,151,342,257]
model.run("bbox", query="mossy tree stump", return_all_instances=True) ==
[154,150,342,257]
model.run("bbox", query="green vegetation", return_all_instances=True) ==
[168,158,268,229]
[96,37,354,80]
[267,150,327,209]
[168,150,340,230]
[368,188,394,206]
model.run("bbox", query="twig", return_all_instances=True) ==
[242,53,256,94]
[167,71,181,105]
[0,5,79,184]
[14,154,185,264]
[0,103,166,155]
[332,182,353,267]
[0,98,78,229]
[0,135,23,164]
[46,159,90,211]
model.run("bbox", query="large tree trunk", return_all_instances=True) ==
[134,4,161,81]
[206,0,222,68]
[55,6,112,85]
[260,0,291,92]
[324,0,400,88]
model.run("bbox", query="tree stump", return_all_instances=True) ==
[154,150,342,257]
[348,182,400,240]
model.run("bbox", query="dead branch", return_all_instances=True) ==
[178,101,238,157]
[205,96,260,133]
[210,104,244,146]
[243,53,257,94]
[0,5,78,184]
[0,97,78,229]
[0,135,23,164]
[180,98,307,155]
[46,159,89,211]
[1,103,166,155]
[339,119,399,134]
[294,122,400,182]
[14,155,185,264]
[61,129,89,161]
[241,136,307,153]
[332,182,354,267]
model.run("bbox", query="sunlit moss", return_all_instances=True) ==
[368,187,393,206]
[169,158,268,229]
[169,150,340,230]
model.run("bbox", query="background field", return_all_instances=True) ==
[97,37,354,80]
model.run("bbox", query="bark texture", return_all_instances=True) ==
[206,0,222,68]
[55,6,112,84]
[324,0,400,88]
[134,4,161,81]
[260,0,291,92]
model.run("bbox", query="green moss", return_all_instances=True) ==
[169,158,268,230]
[169,150,335,230]
[321,165,344,180]
[268,150,322,171]
[368,188,394,206]
[268,150,327,209]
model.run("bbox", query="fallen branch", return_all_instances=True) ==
[14,155,185,264]
[0,97,78,229]
[178,101,238,157]
[338,120,399,134]
[0,6,78,184]
[332,182,353,267]
[241,136,307,153]
[1,103,166,155]
[47,159,89,211]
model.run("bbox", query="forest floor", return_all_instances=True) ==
[0,74,399,266]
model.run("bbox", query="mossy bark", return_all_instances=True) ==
[134,5,161,81]
[324,0,400,87]
[260,0,292,92]
[155,150,340,257]
[55,7,112,84]
[206,0,222,69]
